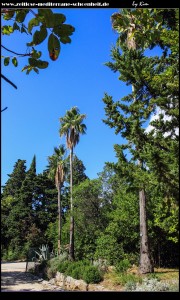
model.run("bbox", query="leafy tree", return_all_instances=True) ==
[95,170,139,265]
[73,179,107,260]
[59,106,87,260]
[47,145,67,254]
[1,8,75,74]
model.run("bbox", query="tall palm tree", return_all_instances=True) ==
[48,145,67,255]
[111,9,154,274]
[59,106,86,260]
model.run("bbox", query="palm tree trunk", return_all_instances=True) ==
[57,184,62,256]
[69,148,75,260]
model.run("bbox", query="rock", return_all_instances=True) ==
[88,284,106,291]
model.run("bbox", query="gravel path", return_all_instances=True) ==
[1,262,64,292]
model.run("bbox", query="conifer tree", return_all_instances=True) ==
[103,8,179,273]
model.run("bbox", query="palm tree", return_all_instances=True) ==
[111,9,154,274]
[48,145,67,255]
[59,106,86,260]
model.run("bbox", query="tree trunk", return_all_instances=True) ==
[69,148,75,260]
[139,187,154,273]
[131,52,153,274]
[57,184,61,256]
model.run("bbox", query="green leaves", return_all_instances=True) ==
[22,58,49,74]
[2,9,75,74]
[13,22,20,31]
[12,57,18,67]
[2,25,13,35]
[15,10,29,23]
[48,33,60,60]
[53,13,66,26]
[2,10,15,20]
[4,57,10,66]
[28,17,40,33]
[28,58,49,69]
[38,9,54,27]
[32,25,47,46]
[53,24,75,37]
[4,57,18,67]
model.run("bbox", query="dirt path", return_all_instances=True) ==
[1,262,64,292]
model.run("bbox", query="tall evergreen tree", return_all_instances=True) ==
[2,159,26,198]
[67,154,88,186]
[1,159,27,256]
[103,8,179,273]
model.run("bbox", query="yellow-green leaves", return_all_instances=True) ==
[2,25,13,35]
[12,57,18,67]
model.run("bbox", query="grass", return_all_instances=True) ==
[154,268,179,281]
[102,266,179,291]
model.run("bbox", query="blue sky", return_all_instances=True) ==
[1,8,135,186]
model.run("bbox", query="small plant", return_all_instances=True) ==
[47,266,57,280]
[115,259,131,273]
[35,244,50,261]
[125,280,137,291]
[147,272,160,281]
[131,278,171,291]
[115,273,140,286]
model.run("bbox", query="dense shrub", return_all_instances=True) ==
[57,260,70,273]
[47,258,103,284]
[82,266,103,284]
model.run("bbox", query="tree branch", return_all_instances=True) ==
[2,45,31,57]
[1,107,8,112]
[1,74,17,89]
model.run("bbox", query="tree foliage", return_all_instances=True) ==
[1,8,75,74]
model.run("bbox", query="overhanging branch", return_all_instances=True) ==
[1,74,17,89]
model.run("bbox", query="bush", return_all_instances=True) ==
[82,266,102,284]
[45,259,104,284]
[115,259,131,273]
[57,260,70,273]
